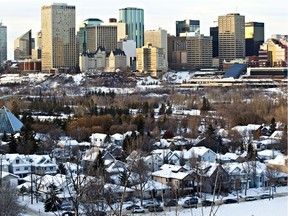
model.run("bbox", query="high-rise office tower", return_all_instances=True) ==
[245,22,264,56]
[176,19,200,37]
[210,26,219,58]
[186,35,212,67]
[144,28,168,71]
[41,3,76,72]
[86,25,117,53]
[218,13,245,67]
[77,18,103,54]
[119,7,144,48]
[136,43,166,77]
[14,30,33,60]
[0,22,7,63]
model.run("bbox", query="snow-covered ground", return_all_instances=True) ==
[20,186,288,216]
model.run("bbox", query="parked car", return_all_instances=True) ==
[164,199,178,207]
[62,212,74,216]
[182,203,197,208]
[184,197,198,205]
[132,206,145,213]
[245,196,257,201]
[143,200,159,208]
[201,200,215,207]
[60,202,73,211]
[94,211,106,216]
[126,204,140,210]
[148,205,163,212]
[223,199,238,204]
[260,194,273,199]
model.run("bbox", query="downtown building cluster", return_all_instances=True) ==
[0,3,287,77]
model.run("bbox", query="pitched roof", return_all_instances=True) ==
[0,106,23,133]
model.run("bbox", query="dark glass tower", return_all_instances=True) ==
[210,26,219,58]
[245,22,264,56]
[176,19,200,36]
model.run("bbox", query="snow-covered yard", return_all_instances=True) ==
[20,186,288,216]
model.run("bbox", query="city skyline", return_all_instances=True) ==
[1,0,287,60]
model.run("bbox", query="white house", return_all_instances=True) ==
[28,155,57,175]
[143,154,164,172]
[189,146,216,163]
[6,154,31,178]
[90,133,107,147]
[1,171,19,186]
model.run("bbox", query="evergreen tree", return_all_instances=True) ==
[165,106,173,115]
[8,134,18,153]
[200,96,211,112]
[269,117,277,135]
[158,103,166,115]
[93,151,104,175]
[1,131,8,142]
[44,183,62,212]
[205,124,215,137]
[57,163,67,175]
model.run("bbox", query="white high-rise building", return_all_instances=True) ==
[218,13,245,68]
[144,29,168,71]
[41,3,76,72]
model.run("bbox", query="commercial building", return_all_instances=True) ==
[77,18,103,54]
[259,35,288,67]
[117,39,136,68]
[144,28,168,71]
[106,18,127,42]
[86,25,117,53]
[119,7,144,48]
[41,3,76,72]
[0,22,7,63]
[186,35,212,68]
[136,43,166,77]
[14,30,34,60]
[218,13,245,68]
[176,19,200,37]
[167,36,187,70]
[210,26,219,58]
[245,22,264,56]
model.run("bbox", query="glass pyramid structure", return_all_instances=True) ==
[0,106,23,134]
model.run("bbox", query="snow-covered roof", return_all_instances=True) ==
[160,164,185,172]
[268,155,288,166]
[189,146,215,157]
[152,169,189,180]
[1,171,19,179]
[269,130,284,139]
[90,133,107,140]
[111,133,124,141]
[258,150,282,159]
[133,179,170,191]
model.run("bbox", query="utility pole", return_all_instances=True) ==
[0,154,2,188]
[30,157,33,204]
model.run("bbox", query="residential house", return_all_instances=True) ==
[106,160,128,175]
[90,133,107,147]
[6,154,31,178]
[189,146,217,163]
[152,169,194,195]
[198,163,230,194]
[28,155,57,175]
[268,154,288,174]
[0,171,19,186]
[143,154,164,172]
[132,179,170,199]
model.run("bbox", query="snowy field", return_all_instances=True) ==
[20,187,288,216]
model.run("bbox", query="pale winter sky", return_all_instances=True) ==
[1,0,287,59]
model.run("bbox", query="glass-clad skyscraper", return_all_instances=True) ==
[119,7,144,48]
[176,19,200,36]
[0,22,7,63]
